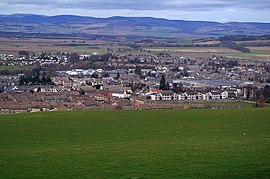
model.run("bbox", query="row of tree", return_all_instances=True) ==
[220,35,270,42]
[246,85,270,103]
[19,75,53,86]
[220,40,250,53]
[237,41,270,47]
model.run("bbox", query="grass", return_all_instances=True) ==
[144,46,270,58]
[250,50,270,55]
[0,65,31,71]
[0,108,270,178]
[144,47,234,52]
[179,101,254,108]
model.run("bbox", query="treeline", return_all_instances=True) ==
[261,85,270,103]
[236,41,270,47]
[255,85,270,103]
[19,69,53,86]
[246,85,270,103]
[19,75,53,86]
[219,35,270,41]
[19,50,29,58]
[220,40,250,53]
[0,31,120,40]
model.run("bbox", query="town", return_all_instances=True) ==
[1,47,270,113]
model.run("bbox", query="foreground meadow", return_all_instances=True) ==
[0,108,270,178]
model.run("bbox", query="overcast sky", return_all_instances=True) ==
[1,0,270,22]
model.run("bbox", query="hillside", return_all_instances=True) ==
[0,14,270,38]
[0,108,270,178]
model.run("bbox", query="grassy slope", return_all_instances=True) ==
[0,108,270,178]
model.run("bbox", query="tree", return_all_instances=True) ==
[131,82,138,92]
[19,72,53,86]
[183,69,189,77]
[115,72,120,80]
[263,85,270,103]
[45,76,53,85]
[135,66,141,75]
[246,85,252,100]
[173,87,184,93]
[19,75,25,86]
[69,53,80,64]
[159,75,167,90]
[39,52,46,59]
[79,89,85,95]
[19,51,29,58]
[103,72,110,78]
[37,87,41,93]
[256,94,265,107]
[91,72,99,78]
[32,68,40,78]
[41,76,46,85]
[49,105,54,110]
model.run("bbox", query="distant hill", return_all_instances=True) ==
[0,14,270,38]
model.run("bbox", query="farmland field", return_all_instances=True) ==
[0,38,106,53]
[144,46,270,58]
[144,47,241,53]
[247,47,270,55]
[1,37,269,58]
[248,47,270,51]
[1,108,270,178]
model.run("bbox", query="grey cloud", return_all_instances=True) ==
[3,0,270,11]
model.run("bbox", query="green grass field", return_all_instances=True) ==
[144,47,235,52]
[1,108,270,178]
[144,47,270,58]
[250,50,270,55]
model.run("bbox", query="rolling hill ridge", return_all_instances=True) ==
[0,14,270,38]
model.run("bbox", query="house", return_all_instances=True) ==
[178,93,186,101]
[256,74,270,82]
[92,81,103,90]
[83,100,97,107]
[149,90,177,101]
[185,91,201,100]
[160,91,178,101]
[94,93,109,101]
[211,91,222,100]
[202,92,212,100]
[227,89,238,99]
[150,93,162,101]
[221,91,229,99]
[0,106,10,114]
[33,86,58,93]
[112,90,130,99]
[209,91,229,100]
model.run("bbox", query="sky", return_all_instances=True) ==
[0,0,270,22]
